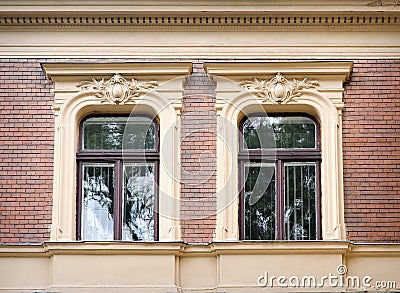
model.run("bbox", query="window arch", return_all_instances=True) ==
[77,115,159,241]
[43,63,191,241]
[238,114,321,240]
[207,62,352,241]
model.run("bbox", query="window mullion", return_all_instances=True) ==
[154,160,160,241]
[114,160,123,240]
[238,160,245,240]
[316,160,322,240]
[276,160,285,240]
[76,160,83,241]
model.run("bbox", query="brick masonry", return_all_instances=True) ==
[0,59,399,244]
[343,60,400,242]
[0,59,53,243]
[180,61,217,243]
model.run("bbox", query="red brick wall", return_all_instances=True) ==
[343,60,400,242]
[0,58,399,244]
[180,62,217,243]
[0,59,53,243]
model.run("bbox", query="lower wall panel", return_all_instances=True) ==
[0,256,49,291]
[51,254,175,287]
[0,242,399,292]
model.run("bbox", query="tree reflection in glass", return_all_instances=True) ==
[240,114,320,241]
[82,164,114,240]
[123,163,155,241]
[284,162,316,240]
[244,162,276,240]
[82,116,155,150]
[243,116,316,149]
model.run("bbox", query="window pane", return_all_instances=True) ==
[244,162,275,240]
[82,116,155,150]
[284,162,316,240]
[243,116,316,149]
[82,163,114,240]
[122,163,155,241]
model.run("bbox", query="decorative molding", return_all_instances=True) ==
[77,74,158,105]
[0,14,398,30]
[0,2,398,33]
[239,73,319,104]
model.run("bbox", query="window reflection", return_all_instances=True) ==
[243,116,316,149]
[123,163,155,241]
[240,114,321,241]
[244,162,276,240]
[82,164,114,240]
[78,115,158,241]
[82,116,155,150]
[284,162,316,240]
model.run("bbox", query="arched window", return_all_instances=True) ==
[76,115,159,241]
[239,114,321,240]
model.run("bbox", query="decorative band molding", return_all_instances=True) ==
[0,15,398,28]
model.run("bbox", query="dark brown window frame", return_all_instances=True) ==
[76,114,160,241]
[238,113,322,240]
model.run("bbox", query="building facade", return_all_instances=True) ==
[0,1,399,292]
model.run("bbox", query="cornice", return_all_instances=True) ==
[0,0,399,12]
[0,13,398,30]
[0,3,398,58]
[44,241,184,256]
[42,62,193,81]
[205,61,353,80]
[206,61,352,110]
[1,242,400,257]
[0,0,399,31]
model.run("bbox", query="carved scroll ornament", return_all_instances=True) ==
[239,73,319,104]
[77,74,158,105]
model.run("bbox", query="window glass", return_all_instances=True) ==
[81,163,115,240]
[78,115,158,241]
[82,116,155,150]
[284,162,316,240]
[243,116,316,149]
[123,163,155,241]
[240,114,320,241]
[244,162,275,240]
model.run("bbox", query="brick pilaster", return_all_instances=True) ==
[0,59,53,244]
[180,61,217,243]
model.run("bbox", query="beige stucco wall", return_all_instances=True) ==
[0,2,399,293]
[0,242,399,292]
[0,0,398,59]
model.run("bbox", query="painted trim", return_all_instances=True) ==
[209,62,352,241]
[43,62,192,241]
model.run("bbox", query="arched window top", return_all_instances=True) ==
[81,115,157,151]
[241,114,319,150]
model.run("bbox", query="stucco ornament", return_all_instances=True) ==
[239,73,319,104]
[77,74,158,105]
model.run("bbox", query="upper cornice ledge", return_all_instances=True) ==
[0,0,400,13]
[0,0,398,29]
